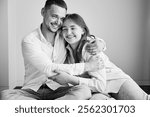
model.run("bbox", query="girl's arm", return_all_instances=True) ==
[80,40,107,92]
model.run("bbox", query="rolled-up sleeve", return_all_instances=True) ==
[22,38,85,77]
[80,41,107,92]
[78,70,106,92]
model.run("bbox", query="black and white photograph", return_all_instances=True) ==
[0,0,150,116]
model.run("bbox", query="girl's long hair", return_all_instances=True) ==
[63,13,91,62]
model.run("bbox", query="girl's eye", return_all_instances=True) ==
[71,27,76,30]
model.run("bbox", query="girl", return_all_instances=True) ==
[58,13,150,100]
[61,14,107,93]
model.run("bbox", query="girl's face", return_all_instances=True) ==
[62,19,84,45]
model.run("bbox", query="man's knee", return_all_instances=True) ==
[1,89,36,100]
[1,89,17,100]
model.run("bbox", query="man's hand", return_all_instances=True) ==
[86,38,105,55]
[84,55,104,72]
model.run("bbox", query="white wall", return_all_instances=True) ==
[8,0,18,89]
[0,0,8,88]
[66,0,150,84]
[13,0,44,88]
[8,0,45,88]
[1,0,149,88]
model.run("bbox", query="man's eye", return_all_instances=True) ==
[62,28,67,31]
[52,15,57,19]
[52,16,57,19]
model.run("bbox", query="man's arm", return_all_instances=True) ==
[86,37,106,55]
[22,38,100,77]
[52,70,106,92]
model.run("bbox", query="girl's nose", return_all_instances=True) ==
[67,29,71,34]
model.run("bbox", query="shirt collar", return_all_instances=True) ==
[38,24,46,43]
[66,44,72,52]
[37,24,61,45]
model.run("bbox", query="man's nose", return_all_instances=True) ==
[56,18,62,25]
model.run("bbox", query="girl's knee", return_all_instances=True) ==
[69,85,92,100]
[90,93,115,100]
[79,85,92,99]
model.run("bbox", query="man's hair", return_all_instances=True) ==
[44,0,67,10]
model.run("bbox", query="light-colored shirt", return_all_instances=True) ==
[22,26,85,91]
[66,43,106,93]
[102,53,131,93]
[66,37,131,93]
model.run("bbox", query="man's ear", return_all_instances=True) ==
[41,8,45,17]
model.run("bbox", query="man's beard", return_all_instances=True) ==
[47,23,60,33]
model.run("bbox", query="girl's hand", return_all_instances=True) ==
[51,70,70,85]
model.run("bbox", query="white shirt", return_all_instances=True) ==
[66,37,131,93]
[66,43,106,93]
[22,26,85,91]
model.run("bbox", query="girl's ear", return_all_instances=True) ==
[81,28,85,35]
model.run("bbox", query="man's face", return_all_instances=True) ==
[42,5,66,32]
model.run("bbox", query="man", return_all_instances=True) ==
[1,0,104,100]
